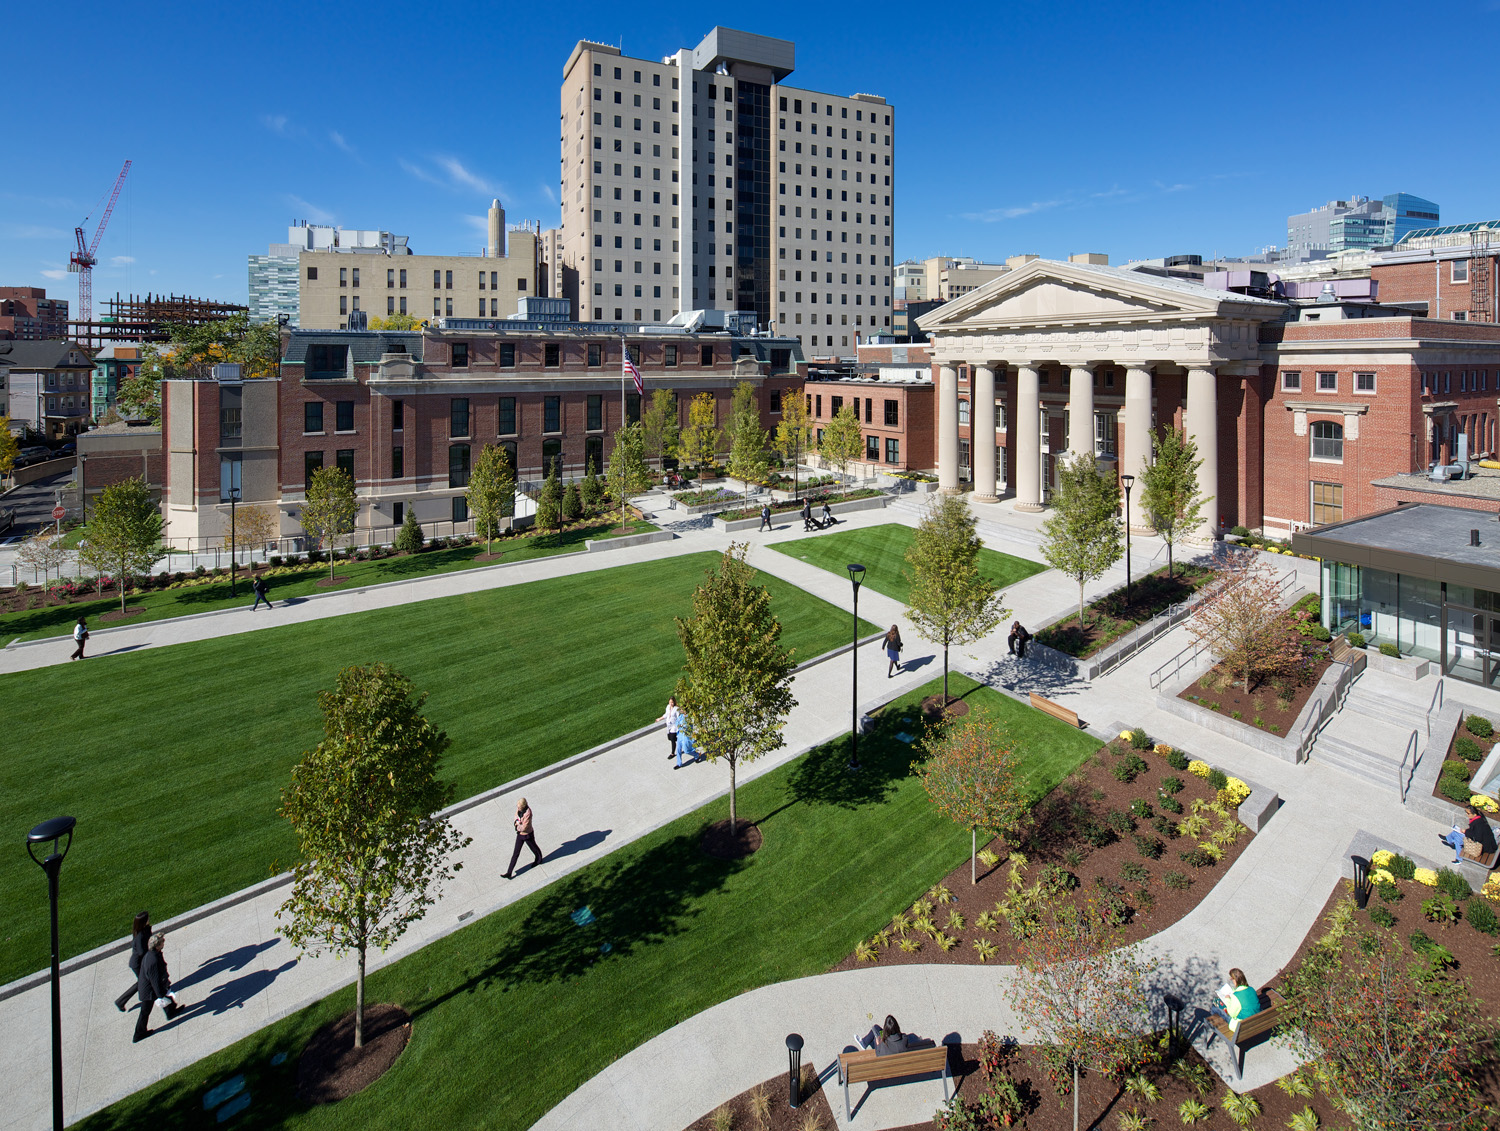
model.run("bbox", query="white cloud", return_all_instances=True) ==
[462,214,490,236]
[260,114,296,136]
[329,130,355,155]
[40,268,67,280]
[283,194,334,224]
[436,156,499,197]
[961,200,1062,223]
[539,182,558,206]
[399,158,444,186]
[110,255,136,266]
[1,223,68,240]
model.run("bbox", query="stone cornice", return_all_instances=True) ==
[1283,400,1370,415]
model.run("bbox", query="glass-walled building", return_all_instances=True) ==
[1294,503,1500,687]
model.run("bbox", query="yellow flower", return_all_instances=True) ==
[1371,869,1396,886]
[1188,760,1213,779]
[1483,875,1500,902]
[1371,849,1395,868]
[1219,778,1252,807]
[1153,743,1173,756]
[1413,868,1439,887]
[1119,730,1135,741]
[1470,794,1498,814]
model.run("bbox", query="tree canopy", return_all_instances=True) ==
[605,422,653,526]
[78,477,164,612]
[466,444,517,551]
[1040,453,1123,627]
[726,381,768,494]
[641,388,679,467]
[678,392,723,473]
[773,388,814,498]
[819,403,864,478]
[1138,427,1208,577]
[301,466,358,578]
[915,709,1029,884]
[119,313,280,423]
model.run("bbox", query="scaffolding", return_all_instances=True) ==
[1472,229,1494,323]
[66,292,247,350]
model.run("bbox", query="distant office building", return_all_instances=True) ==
[557,27,895,352]
[0,287,69,340]
[1286,193,1439,261]
[894,261,925,302]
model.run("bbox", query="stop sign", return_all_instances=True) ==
[52,506,65,521]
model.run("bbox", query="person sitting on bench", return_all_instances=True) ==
[874,1015,911,1056]
[1443,803,1497,863]
[1209,968,1260,1026]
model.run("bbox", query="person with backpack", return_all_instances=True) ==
[250,575,273,611]
[70,617,89,661]
[821,501,835,528]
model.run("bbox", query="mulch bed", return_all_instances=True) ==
[296,1003,411,1103]
[832,738,1254,973]
[314,576,351,587]
[1177,622,1333,737]
[1432,712,1500,812]
[98,606,146,622]
[1034,565,1217,660]
[921,695,970,720]
[683,1062,836,1131]
[702,819,763,859]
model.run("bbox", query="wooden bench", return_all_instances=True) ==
[1029,692,1080,729]
[837,1044,951,1121]
[1207,988,1286,1079]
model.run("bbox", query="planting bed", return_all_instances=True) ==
[1034,564,1217,660]
[833,733,1255,972]
[682,1063,837,1131]
[717,488,884,521]
[1433,712,1499,811]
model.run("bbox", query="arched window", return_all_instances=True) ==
[1311,420,1343,461]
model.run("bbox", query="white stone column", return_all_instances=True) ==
[1123,365,1154,533]
[1067,363,1095,460]
[938,364,960,495]
[973,363,998,502]
[1184,364,1219,539]
[1014,364,1043,511]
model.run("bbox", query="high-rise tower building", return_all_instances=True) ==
[559,27,895,354]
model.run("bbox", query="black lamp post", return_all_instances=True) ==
[28,816,76,1131]
[786,1032,804,1108]
[1120,473,1135,610]
[228,484,240,598]
[847,564,866,773]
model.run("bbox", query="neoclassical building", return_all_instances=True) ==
[918,258,1284,534]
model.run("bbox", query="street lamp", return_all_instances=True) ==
[228,485,241,598]
[28,815,76,1131]
[1120,473,1135,610]
[786,1032,804,1109]
[847,564,866,773]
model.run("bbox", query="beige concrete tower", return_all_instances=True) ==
[488,199,506,258]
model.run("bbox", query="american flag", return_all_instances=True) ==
[623,348,643,396]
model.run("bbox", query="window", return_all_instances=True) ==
[392,445,404,478]
[884,398,898,426]
[1317,371,1337,392]
[220,405,242,439]
[448,443,471,488]
[1094,412,1117,456]
[1281,371,1301,392]
[544,343,560,367]
[500,342,516,368]
[815,394,822,417]
[498,396,516,435]
[627,392,640,423]
[770,390,782,414]
[307,266,317,281]
[587,394,603,431]
[392,400,404,431]
[451,397,470,438]
[340,267,347,287]
[1311,482,1343,525]
[1311,420,1344,460]
[588,343,602,367]
[958,399,969,426]
[333,401,353,432]
[700,344,714,367]
[452,495,469,523]
[304,401,324,433]
[304,450,324,489]
[445,270,453,289]
[351,268,359,289]
[1453,259,1470,284]
[544,396,561,433]
[392,501,404,527]
[452,343,469,368]
[336,449,355,478]
[1355,371,1376,393]
[307,344,348,377]
[866,434,879,460]
[400,269,406,289]
[883,436,899,464]
[219,454,242,501]
[664,343,677,366]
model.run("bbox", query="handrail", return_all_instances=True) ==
[1296,695,1326,763]
[1426,677,1445,736]
[1398,729,1421,803]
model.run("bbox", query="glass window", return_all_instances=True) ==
[304,450,323,489]
[304,402,324,433]
[664,343,677,366]
[1311,420,1344,460]
[769,390,782,414]
[587,394,603,431]
[392,400,404,431]
[700,345,714,366]
[498,397,516,436]
[1281,371,1300,391]
[220,406,242,439]
[448,443,471,488]
[958,399,969,426]
[1094,412,1116,457]
[336,449,354,478]
[585,435,604,476]
[1355,372,1376,393]
[392,445,404,478]
[1317,371,1337,391]
[336,401,354,431]
[866,434,879,460]
[626,392,640,423]
[452,495,468,523]
[884,399,898,426]
[393,501,404,527]
[542,438,563,478]
[1311,481,1342,524]
[500,342,516,367]
[544,396,561,433]
[545,343,560,367]
[219,455,241,501]
[452,343,469,369]
[588,343,602,367]
[451,398,470,438]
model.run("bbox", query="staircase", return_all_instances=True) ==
[1309,672,1430,793]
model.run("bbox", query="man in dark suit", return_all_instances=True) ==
[134,933,176,1042]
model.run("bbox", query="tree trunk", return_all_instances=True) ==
[1167,535,1175,579]
[355,895,366,1049]
[329,544,336,581]
[942,639,950,703]
[1072,1062,1079,1131]
[728,757,738,836]
[971,827,977,885]
[1079,580,1086,629]
[119,555,127,613]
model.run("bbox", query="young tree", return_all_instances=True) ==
[0,418,18,478]
[1040,453,1123,628]
[820,403,864,480]
[561,481,582,524]
[605,422,653,526]
[230,504,280,560]
[674,544,798,835]
[1006,895,1159,1131]
[367,312,423,331]
[1138,427,1208,577]
[18,532,69,599]
[535,466,563,532]
[394,504,424,553]
[277,663,470,1049]
[903,494,1009,703]
[641,388,679,469]
[726,381,769,496]
[915,709,1030,884]
[678,391,723,475]
[77,478,164,613]
[301,466,358,579]
[1280,912,1486,1131]
[119,313,280,423]
[580,459,605,514]
[1187,548,1300,692]
[466,444,517,552]
[774,388,814,499]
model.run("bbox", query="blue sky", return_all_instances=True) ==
[4,0,1499,309]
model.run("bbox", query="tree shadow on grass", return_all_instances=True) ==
[782,708,932,814]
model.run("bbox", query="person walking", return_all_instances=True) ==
[674,720,704,769]
[802,497,815,531]
[503,797,543,879]
[133,933,179,1043]
[656,695,682,760]
[885,624,904,677]
[114,911,152,1013]
[70,616,89,661]
[250,575,273,611]
[759,503,773,532]
[821,501,834,528]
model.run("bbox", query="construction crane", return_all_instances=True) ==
[68,160,132,325]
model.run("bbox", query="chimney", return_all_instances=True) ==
[1471,529,1481,546]
[487,199,505,258]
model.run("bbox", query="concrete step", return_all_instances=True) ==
[1342,687,1428,732]
[1312,732,1405,793]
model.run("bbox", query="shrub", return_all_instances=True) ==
[1472,794,1499,814]
[1187,760,1213,779]
[1347,632,1366,648]
[1436,868,1472,902]
[1412,867,1439,887]
[1165,750,1190,771]
[1159,775,1184,795]
[1379,642,1400,657]
[1130,798,1154,818]
[1368,905,1397,928]
[1106,809,1136,835]
[1121,860,1150,884]
[1206,768,1229,791]
[1129,728,1153,751]
[1442,758,1472,779]
[1112,753,1148,784]
[1179,848,1215,868]
[1376,880,1403,904]
[1159,795,1183,815]
[1133,834,1164,860]
[1467,714,1494,739]
[1454,736,1481,760]
[1439,776,1472,804]
[1152,814,1178,837]
[1467,898,1499,935]
[1409,929,1456,971]
[194,565,207,578]
[1231,525,1251,538]
[1309,624,1331,642]
[1082,822,1115,849]
[1153,743,1174,756]
[1421,895,1460,924]
[1386,853,1416,880]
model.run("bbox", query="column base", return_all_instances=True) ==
[939,487,963,496]
[1127,523,1157,537]
[972,494,999,504]
[1014,501,1046,513]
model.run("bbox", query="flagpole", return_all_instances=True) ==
[620,331,627,433]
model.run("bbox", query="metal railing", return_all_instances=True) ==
[1145,568,1297,689]
[1296,649,1366,763]
[1398,729,1422,803]
[1426,677,1445,736]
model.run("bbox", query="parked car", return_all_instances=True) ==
[55,442,76,456]
[13,446,52,468]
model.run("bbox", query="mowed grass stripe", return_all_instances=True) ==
[0,552,871,984]
[769,522,1048,607]
[75,674,1099,1131]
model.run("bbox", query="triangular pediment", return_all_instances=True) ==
[967,278,1173,323]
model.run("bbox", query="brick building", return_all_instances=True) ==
[804,371,934,474]
[161,319,805,549]
[78,419,163,508]
[0,287,69,340]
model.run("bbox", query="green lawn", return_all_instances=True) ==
[0,552,869,985]
[769,522,1048,606]
[74,674,1099,1131]
[0,521,658,645]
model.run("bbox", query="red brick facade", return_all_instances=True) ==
[1371,256,1500,322]
[805,377,934,472]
